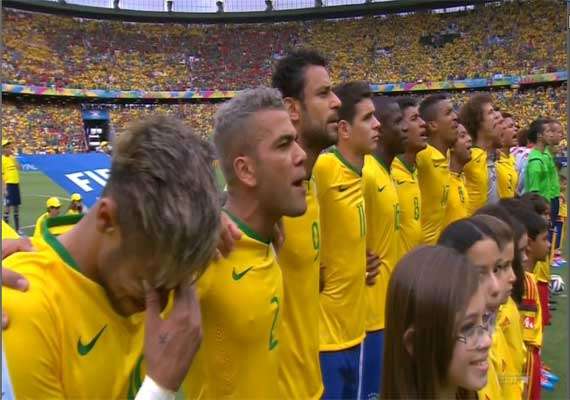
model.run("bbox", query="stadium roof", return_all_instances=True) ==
[9,0,466,13]
[4,0,495,22]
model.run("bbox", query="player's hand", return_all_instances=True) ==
[2,238,34,329]
[2,268,29,329]
[144,282,202,392]
[365,251,380,286]
[214,212,242,260]
[2,237,34,258]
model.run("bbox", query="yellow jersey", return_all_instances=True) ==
[521,272,543,348]
[416,144,450,244]
[2,218,145,399]
[391,156,423,254]
[33,212,49,239]
[184,211,283,399]
[496,153,519,199]
[314,149,367,351]
[464,147,488,215]
[2,220,19,239]
[278,178,323,400]
[443,171,470,228]
[2,155,20,184]
[498,298,526,398]
[533,259,550,284]
[362,154,400,332]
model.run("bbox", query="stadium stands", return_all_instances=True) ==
[2,0,564,90]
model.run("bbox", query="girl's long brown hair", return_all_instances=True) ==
[382,246,480,399]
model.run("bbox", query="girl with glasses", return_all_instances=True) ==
[382,245,491,399]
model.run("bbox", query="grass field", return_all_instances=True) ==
[5,171,569,397]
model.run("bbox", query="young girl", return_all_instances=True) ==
[382,246,491,399]
[477,204,528,398]
[504,205,550,400]
[438,215,514,400]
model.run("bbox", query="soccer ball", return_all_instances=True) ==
[549,274,566,295]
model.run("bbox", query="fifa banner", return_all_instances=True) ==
[19,153,111,208]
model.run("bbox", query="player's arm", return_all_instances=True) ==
[2,267,64,398]
[362,170,380,286]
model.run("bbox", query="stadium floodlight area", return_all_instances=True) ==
[37,0,430,12]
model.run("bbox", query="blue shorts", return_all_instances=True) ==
[361,330,385,400]
[5,184,21,207]
[320,344,363,400]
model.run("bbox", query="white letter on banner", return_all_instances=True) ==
[66,172,93,192]
[95,169,110,180]
[85,170,108,187]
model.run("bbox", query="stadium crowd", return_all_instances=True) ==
[1,0,564,91]
[2,85,566,154]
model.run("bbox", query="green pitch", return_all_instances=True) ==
[8,171,569,397]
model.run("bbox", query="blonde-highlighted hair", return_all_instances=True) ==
[105,115,220,288]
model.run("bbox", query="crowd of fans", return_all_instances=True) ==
[2,0,564,91]
[2,85,566,154]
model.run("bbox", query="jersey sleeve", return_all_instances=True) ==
[2,259,64,398]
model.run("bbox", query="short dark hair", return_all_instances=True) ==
[519,192,550,215]
[271,49,327,100]
[458,93,493,142]
[334,81,373,124]
[419,93,449,123]
[527,118,550,144]
[504,205,547,240]
[373,95,400,124]
[397,96,418,112]
[517,127,529,147]
[501,112,513,119]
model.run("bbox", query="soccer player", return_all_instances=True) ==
[460,93,501,213]
[2,140,21,232]
[443,123,472,227]
[361,95,405,397]
[32,197,62,238]
[67,193,84,215]
[271,49,341,400]
[382,246,491,399]
[416,93,458,244]
[496,112,519,199]
[184,87,308,399]
[3,116,221,398]
[545,119,563,248]
[391,97,427,254]
[314,81,378,399]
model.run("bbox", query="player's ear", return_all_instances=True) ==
[338,120,351,141]
[403,326,415,356]
[427,120,438,133]
[95,197,119,234]
[233,155,257,188]
[284,97,300,123]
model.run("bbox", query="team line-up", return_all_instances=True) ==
[1,48,566,400]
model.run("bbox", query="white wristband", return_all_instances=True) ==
[134,375,176,400]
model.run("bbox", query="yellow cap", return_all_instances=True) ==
[71,193,82,201]
[100,141,109,147]
[2,139,12,147]
[46,197,61,208]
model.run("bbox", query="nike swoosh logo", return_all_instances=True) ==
[396,180,405,185]
[77,325,107,356]
[378,186,386,192]
[232,266,253,280]
[338,185,349,192]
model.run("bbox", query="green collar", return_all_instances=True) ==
[331,147,362,176]
[41,214,83,271]
[372,153,391,173]
[222,209,271,245]
[397,155,416,174]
